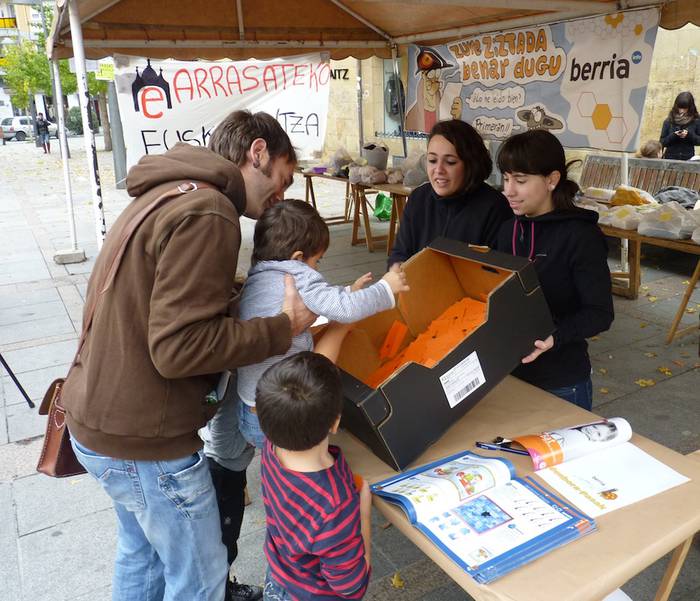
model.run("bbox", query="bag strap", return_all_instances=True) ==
[73,181,218,365]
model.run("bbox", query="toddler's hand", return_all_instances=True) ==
[382,264,409,295]
[352,272,373,291]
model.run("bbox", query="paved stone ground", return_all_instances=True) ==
[1,137,699,601]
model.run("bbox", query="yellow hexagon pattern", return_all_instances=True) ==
[591,104,613,130]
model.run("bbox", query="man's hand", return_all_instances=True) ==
[351,272,373,292]
[521,335,554,364]
[282,274,316,336]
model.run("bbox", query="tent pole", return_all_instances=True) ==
[356,59,364,154]
[68,0,107,250]
[52,58,86,265]
[391,45,407,158]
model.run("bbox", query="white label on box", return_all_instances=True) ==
[439,351,486,408]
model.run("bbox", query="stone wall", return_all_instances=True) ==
[639,23,700,151]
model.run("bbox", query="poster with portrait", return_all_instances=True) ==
[405,8,659,151]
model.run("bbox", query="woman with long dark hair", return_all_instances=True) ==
[389,119,511,266]
[659,91,700,161]
[494,130,614,410]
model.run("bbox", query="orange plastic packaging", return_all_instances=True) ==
[353,473,365,491]
[364,298,486,389]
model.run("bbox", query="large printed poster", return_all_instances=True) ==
[114,53,331,169]
[405,9,659,151]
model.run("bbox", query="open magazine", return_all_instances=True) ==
[371,451,596,584]
[506,418,690,517]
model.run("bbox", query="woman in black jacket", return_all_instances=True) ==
[659,91,700,161]
[494,130,614,410]
[388,120,511,267]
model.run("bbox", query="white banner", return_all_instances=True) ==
[114,54,331,169]
[405,9,659,151]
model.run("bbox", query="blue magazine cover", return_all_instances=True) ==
[371,450,596,584]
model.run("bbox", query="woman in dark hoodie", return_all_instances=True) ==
[495,130,614,410]
[659,91,700,161]
[389,119,511,267]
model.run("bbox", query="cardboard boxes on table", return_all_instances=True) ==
[336,238,553,471]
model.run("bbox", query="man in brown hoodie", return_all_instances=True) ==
[63,110,313,601]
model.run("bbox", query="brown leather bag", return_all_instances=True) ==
[37,182,216,477]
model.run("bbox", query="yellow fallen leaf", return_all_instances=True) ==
[641,285,649,291]
[639,322,647,328]
[590,336,600,341]
[657,366,672,376]
[599,388,609,394]
[391,572,405,589]
[647,296,657,303]
[644,352,657,358]
[634,378,656,387]
[682,280,690,285]
[598,368,608,375]
[686,307,696,314]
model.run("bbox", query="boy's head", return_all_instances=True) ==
[251,199,329,266]
[256,351,343,451]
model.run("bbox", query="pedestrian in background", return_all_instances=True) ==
[36,113,51,154]
[659,91,700,161]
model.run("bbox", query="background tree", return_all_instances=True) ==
[2,3,111,150]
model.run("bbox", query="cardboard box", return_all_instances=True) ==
[336,237,554,471]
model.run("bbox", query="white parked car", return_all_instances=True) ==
[1,116,58,142]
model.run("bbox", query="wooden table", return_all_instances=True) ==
[351,182,412,254]
[302,171,353,225]
[599,225,700,343]
[334,376,700,601]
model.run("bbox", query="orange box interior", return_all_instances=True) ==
[336,248,513,389]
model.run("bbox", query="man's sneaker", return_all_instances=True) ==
[226,578,263,601]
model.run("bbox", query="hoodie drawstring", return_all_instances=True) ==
[512,220,535,261]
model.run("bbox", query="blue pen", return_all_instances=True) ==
[475,441,530,456]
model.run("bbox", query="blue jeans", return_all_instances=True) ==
[237,402,267,449]
[71,437,228,601]
[263,570,292,601]
[545,377,593,411]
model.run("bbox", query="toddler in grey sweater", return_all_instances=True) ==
[204,199,409,453]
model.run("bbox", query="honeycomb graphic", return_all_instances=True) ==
[576,91,627,143]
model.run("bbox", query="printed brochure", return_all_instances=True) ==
[371,451,596,584]
[509,418,690,517]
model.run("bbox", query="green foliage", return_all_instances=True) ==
[3,40,50,109]
[66,106,83,135]
[1,3,102,110]
[66,105,99,135]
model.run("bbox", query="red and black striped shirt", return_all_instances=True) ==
[261,441,370,600]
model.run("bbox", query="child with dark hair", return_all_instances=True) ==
[256,352,371,600]
[659,91,700,161]
[494,129,614,410]
[206,199,408,453]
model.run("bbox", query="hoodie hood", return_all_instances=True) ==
[515,207,599,224]
[126,143,247,214]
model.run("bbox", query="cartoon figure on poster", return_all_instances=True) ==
[405,46,458,132]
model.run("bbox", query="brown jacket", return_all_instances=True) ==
[64,144,292,460]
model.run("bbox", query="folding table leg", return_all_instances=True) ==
[652,537,693,601]
[666,257,700,344]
